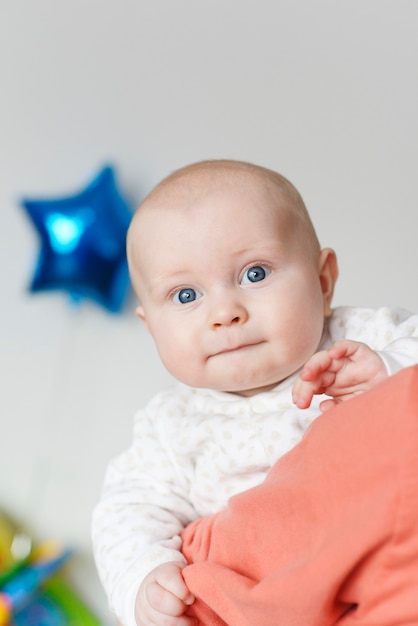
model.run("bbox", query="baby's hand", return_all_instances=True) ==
[135,561,196,626]
[292,339,388,411]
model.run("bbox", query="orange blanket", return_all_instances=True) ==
[182,366,418,625]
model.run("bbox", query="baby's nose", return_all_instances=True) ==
[210,298,249,328]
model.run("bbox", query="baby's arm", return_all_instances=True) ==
[292,339,388,411]
[135,562,196,626]
[92,390,199,626]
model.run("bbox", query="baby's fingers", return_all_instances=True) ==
[292,370,336,408]
[137,562,196,625]
[299,348,336,381]
[155,562,195,606]
[319,397,341,412]
[146,580,186,617]
[292,376,313,409]
[293,352,336,408]
[143,584,197,625]
[327,339,363,361]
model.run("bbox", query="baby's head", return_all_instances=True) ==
[127,160,338,396]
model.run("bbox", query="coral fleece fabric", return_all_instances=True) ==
[181,366,418,625]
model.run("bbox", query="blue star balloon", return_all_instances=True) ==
[21,166,133,313]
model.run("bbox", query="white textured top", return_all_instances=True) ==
[92,306,418,626]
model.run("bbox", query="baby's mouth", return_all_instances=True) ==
[212,341,263,357]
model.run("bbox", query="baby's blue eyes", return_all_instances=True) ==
[241,265,269,284]
[173,288,202,304]
[172,265,269,304]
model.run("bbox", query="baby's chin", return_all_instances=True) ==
[225,380,281,397]
[207,374,289,397]
[216,366,303,397]
[175,359,299,396]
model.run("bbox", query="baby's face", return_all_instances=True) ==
[129,180,336,395]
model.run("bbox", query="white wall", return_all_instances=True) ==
[1,1,417,622]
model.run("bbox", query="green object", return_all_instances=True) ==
[45,577,102,625]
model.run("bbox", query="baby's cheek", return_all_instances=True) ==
[161,346,202,386]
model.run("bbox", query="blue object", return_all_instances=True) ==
[21,166,133,313]
[0,545,72,624]
[11,576,102,626]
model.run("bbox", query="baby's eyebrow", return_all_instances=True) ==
[147,269,193,295]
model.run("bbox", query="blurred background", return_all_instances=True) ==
[1,1,417,622]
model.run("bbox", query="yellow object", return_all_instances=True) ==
[0,513,16,574]
[0,596,11,626]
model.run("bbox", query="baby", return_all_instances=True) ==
[92,160,418,626]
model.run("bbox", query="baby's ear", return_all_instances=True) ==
[318,248,339,316]
[136,305,145,320]
[136,305,150,332]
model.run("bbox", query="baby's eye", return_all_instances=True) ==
[172,287,202,304]
[241,265,270,284]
